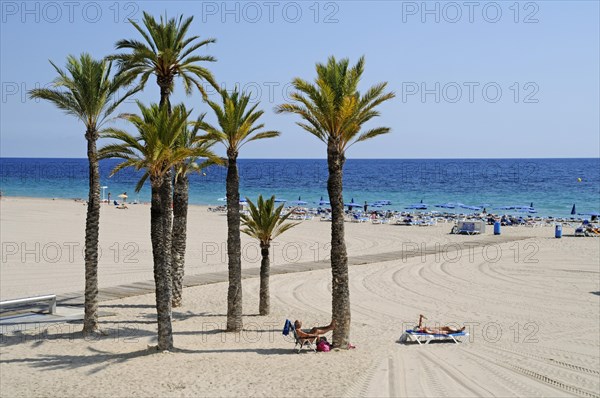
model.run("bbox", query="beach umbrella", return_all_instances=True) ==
[345,202,362,207]
[496,205,514,210]
[516,207,536,213]
[293,196,307,204]
[578,211,600,216]
[289,197,308,206]
[405,203,427,210]
[345,197,361,207]
[459,204,480,210]
[318,196,330,205]
[118,193,128,203]
[571,204,576,215]
[274,198,287,203]
[530,202,534,208]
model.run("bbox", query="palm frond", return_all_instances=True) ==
[240,195,299,244]
[200,88,279,155]
[277,56,395,153]
[29,54,134,136]
[108,11,216,100]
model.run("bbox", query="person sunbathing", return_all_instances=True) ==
[415,314,465,335]
[294,320,336,337]
[418,326,465,335]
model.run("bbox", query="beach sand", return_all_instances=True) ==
[1,197,599,397]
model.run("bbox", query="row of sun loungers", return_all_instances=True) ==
[211,205,597,234]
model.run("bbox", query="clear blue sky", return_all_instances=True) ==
[1,1,598,158]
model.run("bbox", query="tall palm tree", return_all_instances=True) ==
[29,54,138,335]
[109,11,217,112]
[99,102,193,350]
[109,12,218,305]
[171,116,221,308]
[276,56,395,347]
[241,195,299,315]
[200,89,280,331]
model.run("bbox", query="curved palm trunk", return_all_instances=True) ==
[327,142,350,348]
[171,175,189,307]
[82,130,100,334]
[259,242,270,315]
[150,173,174,350]
[226,153,243,331]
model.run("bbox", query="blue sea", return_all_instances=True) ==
[1,158,599,218]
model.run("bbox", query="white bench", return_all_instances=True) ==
[0,295,57,314]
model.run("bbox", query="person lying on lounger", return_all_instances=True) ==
[415,314,465,335]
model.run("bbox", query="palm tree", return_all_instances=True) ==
[241,195,299,315]
[109,12,218,307]
[99,102,193,350]
[275,56,395,347]
[109,11,217,112]
[171,116,220,308]
[29,54,138,335]
[200,89,280,331]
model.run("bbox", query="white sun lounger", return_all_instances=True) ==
[403,329,468,345]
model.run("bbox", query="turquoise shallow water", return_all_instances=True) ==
[1,158,599,218]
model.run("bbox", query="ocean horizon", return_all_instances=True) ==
[1,157,599,218]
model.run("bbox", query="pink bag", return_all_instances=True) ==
[317,341,330,352]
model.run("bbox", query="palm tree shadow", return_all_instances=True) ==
[0,346,161,374]
[101,304,156,309]
[0,346,296,374]
[175,347,295,356]
[138,311,224,322]
[0,327,157,348]
[591,291,600,296]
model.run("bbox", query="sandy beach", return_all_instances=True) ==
[1,197,599,397]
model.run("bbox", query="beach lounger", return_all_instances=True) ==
[283,319,317,353]
[283,319,336,353]
[456,221,485,235]
[402,329,468,345]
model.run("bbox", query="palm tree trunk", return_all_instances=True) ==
[226,153,243,331]
[327,142,350,348]
[82,130,100,334]
[259,242,270,316]
[150,173,173,351]
[158,77,172,114]
[171,174,189,307]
